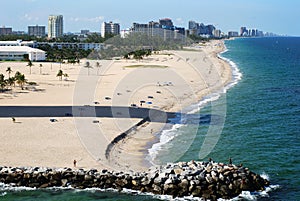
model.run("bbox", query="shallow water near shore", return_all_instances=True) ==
[1,37,300,200]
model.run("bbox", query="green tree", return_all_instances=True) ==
[15,71,22,78]
[0,74,6,92]
[57,70,64,81]
[96,61,101,75]
[23,54,29,61]
[27,60,34,74]
[15,73,26,90]
[39,64,43,74]
[7,77,16,88]
[6,67,13,78]
[84,61,92,76]
[64,73,69,81]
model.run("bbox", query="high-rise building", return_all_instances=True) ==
[188,20,218,37]
[130,19,185,41]
[81,30,90,35]
[159,18,174,29]
[0,27,12,35]
[188,21,199,30]
[213,29,221,38]
[240,27,248,36]
[101,22,120,38]
[28,25,46,37]
[48,15,63,38]
[228,31,239,37]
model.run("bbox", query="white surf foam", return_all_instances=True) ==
[218,49,243,91]
[148,122,184,163]
[124,183,279,201]
[260,172,270,181]
[148,44,243,165]
[0,182,36,192]
[0,181,280,200]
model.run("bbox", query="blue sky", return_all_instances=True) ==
[2,0,299,36]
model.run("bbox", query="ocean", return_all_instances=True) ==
[1,37,300,200]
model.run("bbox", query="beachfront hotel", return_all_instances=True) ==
[101,21,120,38]
[28,25,46,38]
[48,15,63,38]
[130,18,186,41]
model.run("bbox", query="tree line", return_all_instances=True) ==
[37,44,91,63]
[89,33,190,60]
[0,33,115,43]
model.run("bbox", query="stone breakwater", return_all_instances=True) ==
[0,160,269,200]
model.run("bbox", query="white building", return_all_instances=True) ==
[48,15,63,38]
[213,29,222,38]
[37,42,104,51]
[0,40,36,47]
[0,46,46,61]
[101,22,120,38]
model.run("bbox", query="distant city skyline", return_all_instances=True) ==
[1,0,299,36]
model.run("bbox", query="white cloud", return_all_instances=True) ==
[22,13,39,22]
[175,18,185,26]
[70,17,80,22]
[69,16,105,23]
[87,16,105,23]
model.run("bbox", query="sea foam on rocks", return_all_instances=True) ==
[0,160,270,200]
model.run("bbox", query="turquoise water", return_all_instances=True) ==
[1,37,299,200]
[180,37,300,200]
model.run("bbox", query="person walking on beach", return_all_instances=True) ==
[73,159,77,167]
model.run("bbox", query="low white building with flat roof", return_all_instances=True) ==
[0,46,46,61]
[0,40,37,47]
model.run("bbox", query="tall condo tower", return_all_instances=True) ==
[101,21,120,38]
[48,15,63,38]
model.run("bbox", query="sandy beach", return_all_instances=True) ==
[0,40,231,172]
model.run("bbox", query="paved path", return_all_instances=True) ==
[0,106,173,122]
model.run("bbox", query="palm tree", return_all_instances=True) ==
[0,74,6,92]
[0,74,5,82]
[6,67,13,78]
[15,71,22,78]
[7,77,16,88]
[64,73,69,81]
[39,64,43,74]
[27,60,34,74]
[0,81,6,92]
[96,61,101,76]
[57,70,63,81]
[15,73,26,90]
[84,61,92,75]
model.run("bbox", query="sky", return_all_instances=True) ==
[1,0,300,36]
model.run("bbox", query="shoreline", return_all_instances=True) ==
[0,39,233,172]
[109,40,234,171]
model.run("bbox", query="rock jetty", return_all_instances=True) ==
[0,160,270,200]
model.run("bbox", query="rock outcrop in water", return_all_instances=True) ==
[0,160,270,200]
